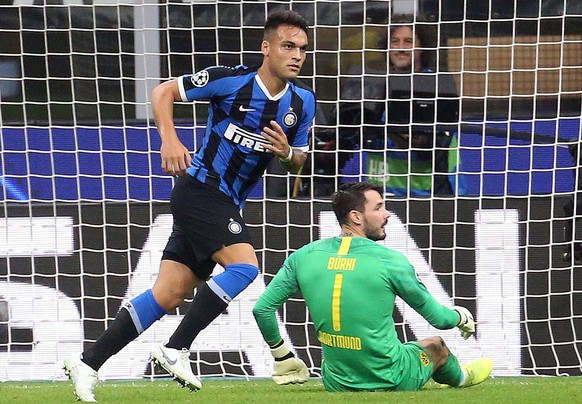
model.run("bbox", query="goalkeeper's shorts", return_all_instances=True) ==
[393,342,434,391]
[321,341,434,392]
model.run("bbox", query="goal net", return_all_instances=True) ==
[0,0,580,382]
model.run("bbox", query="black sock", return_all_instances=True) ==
[166,282,228,350]
[82,308,138,371]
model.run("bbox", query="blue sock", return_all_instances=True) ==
[207,263,259,303]
[123,289,167,334]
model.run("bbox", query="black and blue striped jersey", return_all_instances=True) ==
[178,64,316,208]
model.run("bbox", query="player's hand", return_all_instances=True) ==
[261,120,292,161]
[454,306,475,339]
[160,138,192,177]
[270,340,309,385]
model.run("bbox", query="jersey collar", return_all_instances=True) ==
[255,74,289,101]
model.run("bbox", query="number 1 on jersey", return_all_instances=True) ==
[332,273,343,331]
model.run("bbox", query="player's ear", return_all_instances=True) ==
[348,209,362,225]
[261,40,270,57]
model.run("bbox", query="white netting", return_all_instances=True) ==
[0,0,581,381]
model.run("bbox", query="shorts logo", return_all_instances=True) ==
[228,219,242,234]
[419,351,431,367]
[283,111,297,127]
[191,70,209,87]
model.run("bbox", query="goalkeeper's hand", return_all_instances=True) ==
[270,340,310,385]
[454,306,475,339]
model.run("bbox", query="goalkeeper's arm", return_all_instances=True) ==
[269,339,310,385]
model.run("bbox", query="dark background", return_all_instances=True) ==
[1,1,580,124]
[1,196,580,376]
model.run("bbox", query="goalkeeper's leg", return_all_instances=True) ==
[429,337,493,388]
[418,336,465,387]
[459,358,494,387]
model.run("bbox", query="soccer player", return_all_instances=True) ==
[253,181,493,391]
[64,9,315,402]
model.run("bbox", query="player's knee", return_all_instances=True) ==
[420,337,450,367]
[208,263,259,302]
[435,336,447,349]
[157,292,186,310]
[432,336,451,361]
[227,263,259,282]
[432,336,449,354]
[421,336,449,359]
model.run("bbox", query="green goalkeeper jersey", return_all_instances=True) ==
[253,236,460,391]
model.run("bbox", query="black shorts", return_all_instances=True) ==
[162,175,252,280]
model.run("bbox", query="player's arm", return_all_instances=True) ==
[252,256,309,384]
[261,89,314,174]
[391,263,475,338]
[253,258,300,344]
[261,120,306,173]
[279,147,307,174]
[267,339,310,385]
[151,79,192,177]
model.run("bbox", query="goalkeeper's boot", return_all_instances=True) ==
[461,358,493,387]
[63,354,98,402]
[150,343,202,391]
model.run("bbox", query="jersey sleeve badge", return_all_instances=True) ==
[191,70,210,87]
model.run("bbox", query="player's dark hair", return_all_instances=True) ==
[263,10,309,40]
[331,182,384,226]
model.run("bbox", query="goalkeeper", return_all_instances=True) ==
[253,181,493,391]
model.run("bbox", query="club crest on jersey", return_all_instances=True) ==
[191,70,209,87]
[228,218,242,234]
[283,111,298,127]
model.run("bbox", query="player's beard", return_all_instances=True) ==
[364,218,387,241]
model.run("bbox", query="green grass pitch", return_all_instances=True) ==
[1,377,581,403]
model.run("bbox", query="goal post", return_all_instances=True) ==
[0,0,581,381]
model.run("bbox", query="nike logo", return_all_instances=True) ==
[239,105,256,112]
[161,350,177,365]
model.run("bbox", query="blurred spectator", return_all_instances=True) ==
[366,15,465,197]
[308,15,389,197]
[294,15,466,198]
[315,15,466,198]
